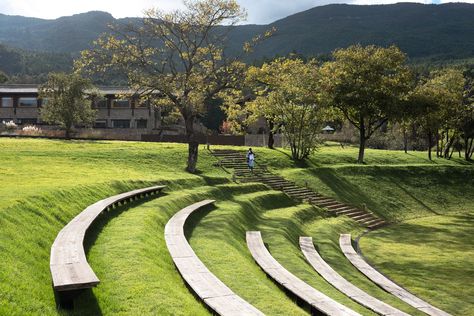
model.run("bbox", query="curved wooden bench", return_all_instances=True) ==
[50,185,165,292]
[300,237,409,316]
[246,231,360,316]
[340,234,451,316]
[165,200,263,316]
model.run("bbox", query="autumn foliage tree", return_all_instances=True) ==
[77,0,263,173]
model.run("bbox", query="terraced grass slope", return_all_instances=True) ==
[360,214,474,315]
[0,138,472,315]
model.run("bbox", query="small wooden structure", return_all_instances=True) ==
[300,237,409,316]
[339,234,451,316]
[165,200,263,316]
[50,185,165,305]
[246,231,360,316]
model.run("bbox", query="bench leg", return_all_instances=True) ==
[54,289,82,310]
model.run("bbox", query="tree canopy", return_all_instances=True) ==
[320,45,412,163]
[39,72,96,138]
[76,0,267,172]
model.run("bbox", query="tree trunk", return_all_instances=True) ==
[185,116,198,173]
[65,126,72,139]
[428,131,433,160]
[358,120,366,164]
[403,128,408,154]
[435,132,440,158]
[267,120,275,149]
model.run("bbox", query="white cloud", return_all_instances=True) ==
[0,0,472,23]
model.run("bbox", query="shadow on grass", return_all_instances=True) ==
[68,190,167,315]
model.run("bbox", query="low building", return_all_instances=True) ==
[0,84,160,130]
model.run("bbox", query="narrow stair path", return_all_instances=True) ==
[211,149,385,230]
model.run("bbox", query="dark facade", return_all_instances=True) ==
[0,85,159,130]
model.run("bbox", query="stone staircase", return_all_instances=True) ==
[211,149,386,230]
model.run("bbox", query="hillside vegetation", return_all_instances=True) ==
[1,3,474,77]
[0,138,472,315]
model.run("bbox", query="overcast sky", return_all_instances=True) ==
[0,0,473,24]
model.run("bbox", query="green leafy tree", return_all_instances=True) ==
[226,58,327,160]
[0,70,8,83]
[410,69,465,160]
[320,45,412,163]
[39,72,96,139]
[77,0,269,173]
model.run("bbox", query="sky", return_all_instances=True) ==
[0,0,473,24]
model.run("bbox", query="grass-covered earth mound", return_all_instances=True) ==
[0,138,472,315]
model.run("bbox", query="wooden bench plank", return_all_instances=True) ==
[339,234,451,316]
[165,200,263,316]
[246,231,361,316]
[300,237,409,316]
[50,185,165,292]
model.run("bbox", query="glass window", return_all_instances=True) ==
[112,99,130,108]
[1,97,13,107]
[18,98,37,107]
[112,119,130,128]
[94,120,107,128]
[136,119,148,129]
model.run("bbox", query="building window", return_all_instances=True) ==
[112,99,130,108]
[1,97,13,108]
[18,98,37,107]
[94,120,107,128]
[136,119,148,129]
[112,119,130,128]
[17,118,37,125]
[94,97,107,108]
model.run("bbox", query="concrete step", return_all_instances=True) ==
[335,208,361,215]
[318,201,342,207]
[362,218,385,226]
[325,203,348,209]
[367,220,387,229]
[351,213,375,221]
[311,197,333,207]
[283,188,313,194]
[339,211,366,218]
[330,205,354,212]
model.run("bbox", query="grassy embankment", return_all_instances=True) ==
[0,138,472,315]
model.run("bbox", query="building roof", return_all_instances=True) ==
[0,84,150,95]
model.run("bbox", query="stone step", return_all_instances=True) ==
[283,188,313,194]
[318,201,342,207]
[330,205,354,212]
[325,203,349,210]
[362,218,385,226]
[340,210,366,217]
[351,213,375,221]
[311,197,334,206]
[335,208,361,215]
[367,220,387,229]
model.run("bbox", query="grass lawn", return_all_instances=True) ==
[360,214,474,315]
[0,137,472,315]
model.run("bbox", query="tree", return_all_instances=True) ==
[39,72,96,139]
[0,70,8,83]
[410,69,465,160]
[226,58,327,160]
[77,0,267,173]
[320,45,412,163]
